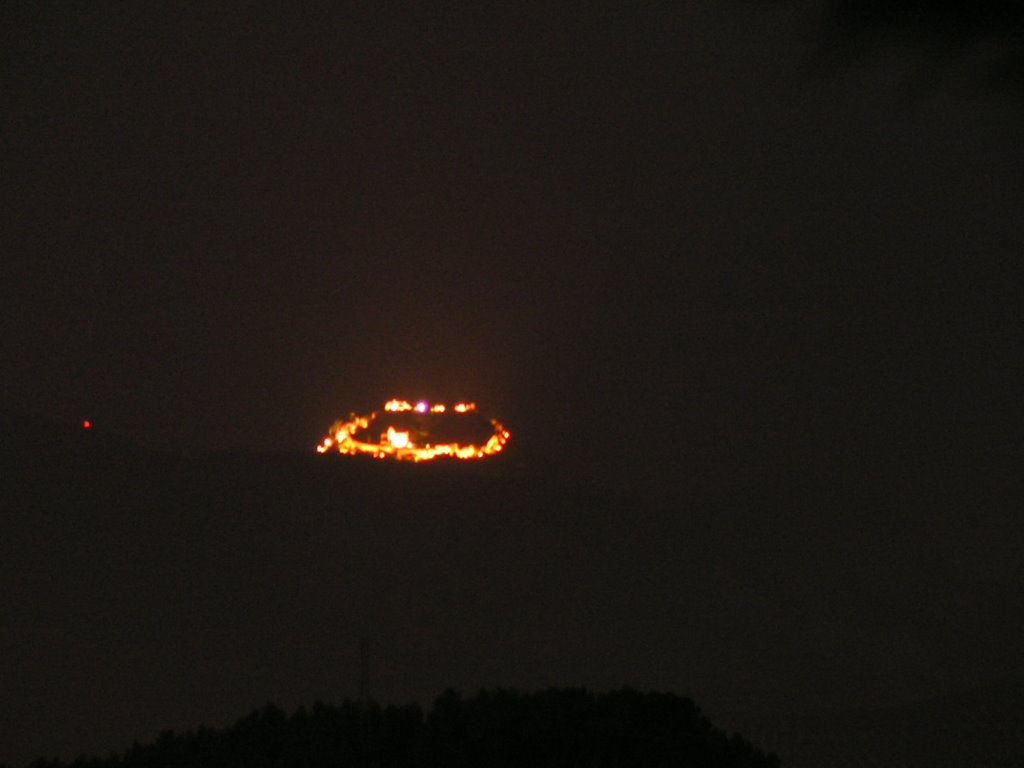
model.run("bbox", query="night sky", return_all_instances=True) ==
[4,2,1021,469]
[3,2,1023,765]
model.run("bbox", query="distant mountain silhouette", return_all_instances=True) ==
[14,689,778,768]
[2,413,1021,767]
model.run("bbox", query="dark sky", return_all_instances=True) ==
[2,2,1023,764]
[4,1,1015,464]
[4,2,1021,474]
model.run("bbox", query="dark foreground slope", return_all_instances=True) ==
[16,689,778,768]
[2,413,1023,768]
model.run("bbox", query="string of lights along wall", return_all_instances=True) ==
[316,399,510,461]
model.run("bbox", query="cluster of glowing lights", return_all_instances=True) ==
[316,399,510,462]
[381,399,478,415]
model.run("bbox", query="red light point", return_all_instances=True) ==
[82,420,92,429]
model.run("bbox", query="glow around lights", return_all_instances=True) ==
[384,399,475,414]
[386,427,410,449]
[316,399,509,462]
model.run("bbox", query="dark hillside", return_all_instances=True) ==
[17,689,778,768]
[2,414,1022,767]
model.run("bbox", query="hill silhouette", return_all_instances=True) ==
[2,413,1022,767]
[11,689,778,768]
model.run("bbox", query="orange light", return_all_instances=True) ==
[387,427,410,449]
[316,398,510,462]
